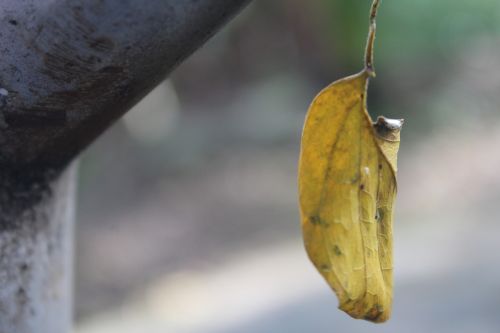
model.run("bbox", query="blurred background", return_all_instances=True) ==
[74,0,500,332]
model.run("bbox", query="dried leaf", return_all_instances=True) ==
[298,0,403,323]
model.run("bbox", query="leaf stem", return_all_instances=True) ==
[364,0,380,77]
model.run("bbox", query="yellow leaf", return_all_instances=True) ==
[298,0,403,323]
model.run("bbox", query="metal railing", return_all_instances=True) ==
[0,1,251,331]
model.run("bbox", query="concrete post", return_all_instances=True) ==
[0,164,77,333]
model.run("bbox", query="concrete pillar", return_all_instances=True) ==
[0,163,77,333]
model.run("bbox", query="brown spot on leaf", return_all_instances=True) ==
[310,216,320,225]
[320,263,331,271]
[363,305,384,322]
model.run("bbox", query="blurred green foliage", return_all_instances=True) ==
[314,0,500,68]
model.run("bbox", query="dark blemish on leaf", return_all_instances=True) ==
[310,216,320,225]
[310,216,330,227]
[360,184,365,190]
[378,164,383,170]
[333,245,342,256]
[320,263,331,271]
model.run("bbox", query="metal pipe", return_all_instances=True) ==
[0,0,251,331]
[0,0,251,170]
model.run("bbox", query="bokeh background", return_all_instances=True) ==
[75,0,500,332]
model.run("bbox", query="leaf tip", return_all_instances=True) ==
[376,116,404,129]
[373,116,403,141]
